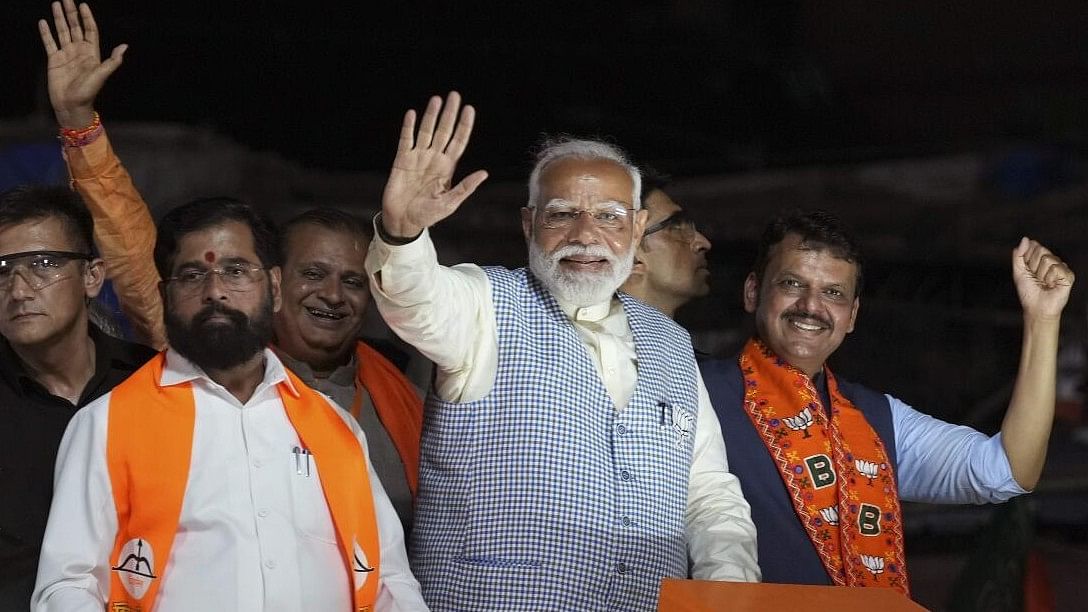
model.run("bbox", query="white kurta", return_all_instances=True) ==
[33,348,428,612]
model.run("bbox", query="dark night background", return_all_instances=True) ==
[5,1,1088,177]
[3,1,1088,609]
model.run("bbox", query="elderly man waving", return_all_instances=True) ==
[366,92,759,611]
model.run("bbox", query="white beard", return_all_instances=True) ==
[528,240,634,307]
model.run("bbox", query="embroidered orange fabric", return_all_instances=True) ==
[739,338,909,594]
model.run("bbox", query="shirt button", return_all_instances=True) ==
[253,458,263,468]
[620,470,632,481]
[607,367,616,376]
[616,562,628,574]
[616,424,627,435]
[621,516,632,526]
[257,509,269,518]
[265,559,276,569]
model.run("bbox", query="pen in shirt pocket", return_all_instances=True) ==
[292,446,313,477]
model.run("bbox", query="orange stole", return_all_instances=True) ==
[739,339,908,594]
[106,352,381,611]
[351,341,423,496]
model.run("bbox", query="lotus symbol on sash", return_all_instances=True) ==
[819,506,839,525]
[854,459,879,485]
[783,407,814,438]
[861,554,885,576]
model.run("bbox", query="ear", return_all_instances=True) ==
[846,296,859,334]
[82,258,106,300]
[268,266,283,313]
[520,207,534,244]
[743,272,760,314]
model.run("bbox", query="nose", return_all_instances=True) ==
[200,271,230,303]
[796,287,821,313]
[316,274,345,306]
[692,230,712,253]
[7,268,37,300]
[565,212,600,245]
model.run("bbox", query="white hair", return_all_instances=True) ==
[526,138,642,210]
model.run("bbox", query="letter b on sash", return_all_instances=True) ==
[805,454,836,489]
[858,503,881,536]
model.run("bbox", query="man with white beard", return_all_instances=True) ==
[366,92,759,611]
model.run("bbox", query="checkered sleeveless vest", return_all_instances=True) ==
[410,267,700,611]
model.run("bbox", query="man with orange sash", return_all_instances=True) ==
[36,0,424,530]
[700,209,1074,595]
[33,198,426,611]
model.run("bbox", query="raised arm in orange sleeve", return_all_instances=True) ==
[65,128,166,349]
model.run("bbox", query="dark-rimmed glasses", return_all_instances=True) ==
[0,250,92,292]
[642,211,700,242]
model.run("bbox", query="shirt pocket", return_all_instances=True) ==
[287,454,340,545]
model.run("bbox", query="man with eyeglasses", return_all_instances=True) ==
[365,92,757,610]
[36,0,424,535]
[621,172,712,319]
[34,197,426,611]
[0,185,153,610]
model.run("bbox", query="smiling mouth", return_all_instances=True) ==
[306,307,346,322]
[785,315,830,333]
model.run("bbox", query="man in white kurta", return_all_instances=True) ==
[33,197,426,611]
[366,92,758,610]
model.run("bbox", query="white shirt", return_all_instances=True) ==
[32,349,428,612]
[365,227,760,582]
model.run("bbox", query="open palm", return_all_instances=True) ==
[380,92,488,238]
[38,0,126,128]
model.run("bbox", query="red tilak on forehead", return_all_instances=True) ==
[204,251,215,263]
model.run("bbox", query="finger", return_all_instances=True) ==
[1041,261,1073,289]
[398,109,417,152]
[63,0,84,42]
[52,2,72,47]
[1012,236,1029,259]
[444,170,489,207]
[415,95,442,149]
[445,103,476,159]
[1020,239,1049,272]
[97,44,127,78]
[81,3,99,47]
[431,91,462,152]
[38,19,59,56]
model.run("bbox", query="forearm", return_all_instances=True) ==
[686,381,760,582]
[365,225,496,401]
[65,128,166,348]
[1001,315,1061,489]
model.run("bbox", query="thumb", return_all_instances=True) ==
[98,44,127,77]
[446,169,489,206]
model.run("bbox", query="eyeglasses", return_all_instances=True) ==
[162,263,266,295]
[536,204,637,230]
[642,211,700,242]
[0,250,92,292]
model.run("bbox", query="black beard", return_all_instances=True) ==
[165,297,274,372]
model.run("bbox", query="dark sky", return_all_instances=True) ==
[4,1,1088,179]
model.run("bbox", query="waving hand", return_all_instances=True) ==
[38,0,127,129]
[380,92,489,239]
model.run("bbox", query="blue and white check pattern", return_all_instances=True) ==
[411,267,700,611]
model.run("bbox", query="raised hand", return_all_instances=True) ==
[1012,237,1075,320]
[38,0,127,129]
[380,91,489,239]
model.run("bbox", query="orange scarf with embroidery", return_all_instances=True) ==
[740,338,909,594]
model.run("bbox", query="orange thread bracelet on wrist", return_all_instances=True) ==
[58,111,103,148]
